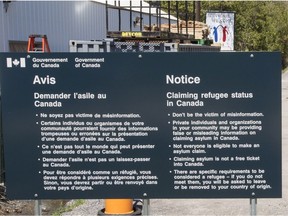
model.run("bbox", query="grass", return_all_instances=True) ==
[52,199,85,216]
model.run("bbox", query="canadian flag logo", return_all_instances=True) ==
[6,58,26,68]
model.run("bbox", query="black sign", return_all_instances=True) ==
[0,52,282,199]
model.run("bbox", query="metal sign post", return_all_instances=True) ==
[250,197,257,216]
[34,200,42,216]
[142,199,150,216]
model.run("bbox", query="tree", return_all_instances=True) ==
[161,1,288,68]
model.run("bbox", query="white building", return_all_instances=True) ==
[0,0,176,52]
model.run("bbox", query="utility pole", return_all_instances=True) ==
[195,1,201,21]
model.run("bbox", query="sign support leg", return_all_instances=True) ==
[250,197,257,216]
[34,200,42,216]
[142,199,150,216]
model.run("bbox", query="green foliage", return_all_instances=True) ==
[160,1,288,68]
[52,199,85,216]
[160,1,195,20]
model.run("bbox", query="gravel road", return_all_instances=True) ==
[62,72,288,216]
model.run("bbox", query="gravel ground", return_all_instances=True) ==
[62,200,104,216]
[62,72,288,216]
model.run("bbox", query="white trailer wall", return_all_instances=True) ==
[0,1,176,52]
[0,1,106,52]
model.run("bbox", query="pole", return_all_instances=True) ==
[34,200,42,216]
[195,1,201,21]
[250,197,257,216]
[142,199,150,216]
[104,199,134,214]
[193,1,195,38]
[105,1,109,35]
